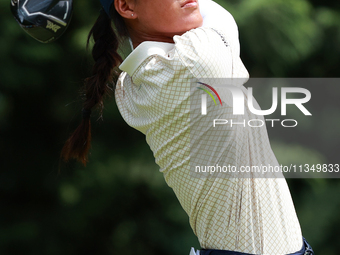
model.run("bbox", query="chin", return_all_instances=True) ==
[185,21,203,31]
[189,15,203,29]
[167,15,203,36]
[182,15,203,31]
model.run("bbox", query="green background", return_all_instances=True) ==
[1,0,339,254]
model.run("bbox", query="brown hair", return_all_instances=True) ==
[61,8,128,166]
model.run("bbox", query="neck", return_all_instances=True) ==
[127,26,181,48]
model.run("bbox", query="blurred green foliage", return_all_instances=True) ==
[0,0,339,254]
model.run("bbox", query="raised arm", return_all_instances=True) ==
[199,0,240,56]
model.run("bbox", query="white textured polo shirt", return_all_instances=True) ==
[115,12,302,255]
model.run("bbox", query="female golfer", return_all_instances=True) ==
[62,0,314,254]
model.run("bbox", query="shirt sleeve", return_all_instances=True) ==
[199,0,241,57]
[172,27,248,80]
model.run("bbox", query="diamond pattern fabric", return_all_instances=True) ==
[115,26,302,255]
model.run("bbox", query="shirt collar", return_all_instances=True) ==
[119,41,175,76]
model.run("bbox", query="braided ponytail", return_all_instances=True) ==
[61,8,128,166]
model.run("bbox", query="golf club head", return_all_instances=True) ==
[10,0,73,43]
